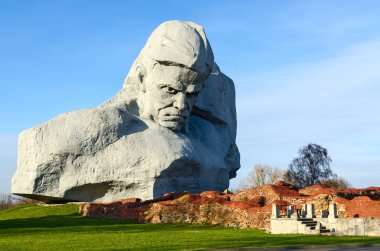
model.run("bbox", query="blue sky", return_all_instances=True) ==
[1,1,380,193]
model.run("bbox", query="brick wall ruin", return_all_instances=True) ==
[80,182,380,230]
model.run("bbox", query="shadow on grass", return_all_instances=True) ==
[0,214,227,234]
[0,214,136,229]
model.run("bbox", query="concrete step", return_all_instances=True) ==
[297,218,313,221]
[292,217,332,234]
[300,220,316,224]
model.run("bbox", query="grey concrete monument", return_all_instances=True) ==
[11,20,240,202]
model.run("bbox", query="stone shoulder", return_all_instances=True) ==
[18,107,141,156]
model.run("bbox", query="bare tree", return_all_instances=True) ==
[0,194,38,210]
[285,143,334,188]
[238,164,285,190]
[320,176,351,189]
[0,194,16,210]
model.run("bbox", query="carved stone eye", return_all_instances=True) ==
[166,87,178,94]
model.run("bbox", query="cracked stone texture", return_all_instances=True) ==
[12,20,240,202]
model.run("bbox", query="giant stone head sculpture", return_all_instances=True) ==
[12,20,240,202]
[138,21,213,132]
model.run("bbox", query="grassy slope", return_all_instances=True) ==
[0,204,379,250]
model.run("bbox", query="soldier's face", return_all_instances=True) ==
[143,64,205,132]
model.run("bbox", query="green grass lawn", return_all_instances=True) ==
[0,204,379,250]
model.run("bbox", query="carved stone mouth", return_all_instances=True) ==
[161,115,186,123]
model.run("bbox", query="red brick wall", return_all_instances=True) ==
[79,184,380,230]
[334,196,380,218]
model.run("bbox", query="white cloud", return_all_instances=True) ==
[232,38,380,188]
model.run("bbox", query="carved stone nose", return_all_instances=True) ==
[174,93,187,110]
